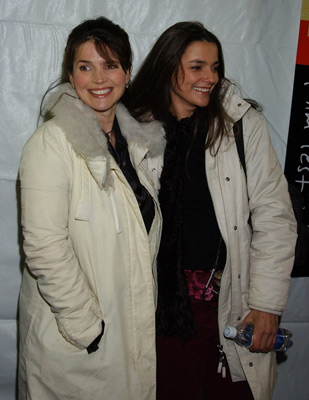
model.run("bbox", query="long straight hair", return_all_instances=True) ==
[128,21,232,153]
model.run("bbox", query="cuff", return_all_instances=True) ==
[87,321,105,354]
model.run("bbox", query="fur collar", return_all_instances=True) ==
[45,83,165,160]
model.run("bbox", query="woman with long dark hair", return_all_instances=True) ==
[128,21,296,400]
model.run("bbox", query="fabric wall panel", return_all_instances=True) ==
[0,320,18,400]
[276,279,309,399]
[281,278,309,324]
[0,21,69,179]
[0,180,22,319]
[0,1,305,399]
[273,321,309,400]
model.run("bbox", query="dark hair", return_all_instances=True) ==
[128,21,232,152]
[62,16,132,81]
[40,17,132,121]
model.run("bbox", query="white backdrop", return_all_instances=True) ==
[0,1,308,399]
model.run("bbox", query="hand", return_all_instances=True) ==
[243,310,278,352]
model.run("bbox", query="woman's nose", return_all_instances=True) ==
[93,69,106,83]
[201,68,216,83]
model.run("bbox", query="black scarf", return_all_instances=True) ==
[156,113,207,341]
[105,117,155,233]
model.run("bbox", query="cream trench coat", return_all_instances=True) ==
[146,84,297,400]
[18,84,165,400]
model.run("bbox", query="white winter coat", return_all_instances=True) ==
[146,84,297,400]
[18,84,165,400]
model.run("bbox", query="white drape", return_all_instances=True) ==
[0,1,307,399]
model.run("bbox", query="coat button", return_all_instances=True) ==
[238,274,241,279]
[238,103,241,106]
[234,226,237,230]
[226,177,230,181]
[152,168,156,172]
[237,316,241,321]
[249,362,253,367]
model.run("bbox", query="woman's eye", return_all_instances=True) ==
[106,64,118,70]
[79,65,91,71]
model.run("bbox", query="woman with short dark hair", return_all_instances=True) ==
[18,17,163,400]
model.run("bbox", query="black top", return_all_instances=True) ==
[177,116,226,271]
[105,117,155,233]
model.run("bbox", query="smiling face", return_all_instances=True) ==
[170,40,219,120]
[69,40,130,129]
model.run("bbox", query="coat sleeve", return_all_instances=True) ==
[19,123,103,349]
[244,109,297,314]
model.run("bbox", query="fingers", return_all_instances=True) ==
[244,310,278,353]
[250,325,277,352]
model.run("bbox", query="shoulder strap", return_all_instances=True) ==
[233,118,246,178]
[233,118,252,228]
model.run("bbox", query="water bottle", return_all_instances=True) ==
[224,324,293,351]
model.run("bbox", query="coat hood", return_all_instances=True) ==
[222,81,252,124]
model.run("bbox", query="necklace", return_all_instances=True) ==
[102,128,113,137]
[103,128,116,149]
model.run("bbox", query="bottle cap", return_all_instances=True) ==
[224,326,237,339]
